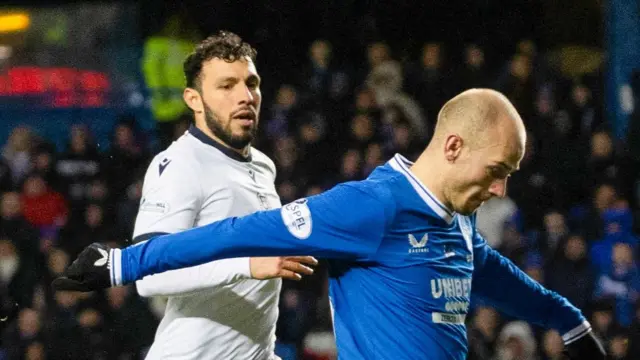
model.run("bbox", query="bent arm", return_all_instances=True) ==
[135,257,251,297]
[132,157,252,297]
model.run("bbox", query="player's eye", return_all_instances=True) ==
[247,78,260,89]
[487,166,509,180]
[219,83,233,90]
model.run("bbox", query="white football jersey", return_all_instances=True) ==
[133,126,282,360]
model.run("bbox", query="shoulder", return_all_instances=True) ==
[361,165,406,207]
[142,139,203,189]
[158,135,206,169]
[331,176,399,224]
[250,147,277,177]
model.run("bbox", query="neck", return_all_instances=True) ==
[196,123,250,158]
[410,149,452,210]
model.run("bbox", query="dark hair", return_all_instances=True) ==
[183,30,257,89]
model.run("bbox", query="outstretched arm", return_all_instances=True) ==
[112,182,394,286]
[470,227,605,359]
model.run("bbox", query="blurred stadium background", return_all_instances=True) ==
[0,0,639,359]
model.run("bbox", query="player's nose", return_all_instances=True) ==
[237,84,255,105]
[488,179,507,198]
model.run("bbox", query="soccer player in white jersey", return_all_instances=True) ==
[133,31,317,360]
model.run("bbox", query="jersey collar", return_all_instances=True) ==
[188,125,252,162]
[389,153,455,224]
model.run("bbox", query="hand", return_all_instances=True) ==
[51,243,112,292]
[250,256,318,281]
[564,331,607,360]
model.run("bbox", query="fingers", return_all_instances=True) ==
[250,256,318,280]
[278,269,303,281]
[282,259,314,276]
[286,256,318,266]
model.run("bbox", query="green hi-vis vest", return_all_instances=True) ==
[142,36,195,122]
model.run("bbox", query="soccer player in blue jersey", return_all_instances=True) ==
[54,89,606,360]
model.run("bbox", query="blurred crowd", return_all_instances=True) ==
[1,33,640,360]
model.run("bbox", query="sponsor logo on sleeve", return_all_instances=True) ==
[281,198,312,239]
[139,198,170,214]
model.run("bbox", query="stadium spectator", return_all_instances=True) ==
[0,239,39,317]
[456,44,491,92]
[1,127,34,188]
[593,242,640,327]
[0,308,43,360]
[20,173,67,232]
[496,53,536,121]
[540,329,564,360]
[494,321,539,360]
[545,234,595,311]
[55,125,102,204]
[0,192,40,257]
[607,326,632,360]
[104,120,148,198]
[406,42,450,133]
[467,306,500,360]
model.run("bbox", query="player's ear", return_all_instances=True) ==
[184,87,204,113]
[443,134,463,162]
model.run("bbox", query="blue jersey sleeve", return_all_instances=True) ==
[116,181,395,285]
[471,226,591,344]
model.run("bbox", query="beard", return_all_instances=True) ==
[204,103,257,150]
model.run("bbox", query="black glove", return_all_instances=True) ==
[51,243,113,292]
[564,331,607,360]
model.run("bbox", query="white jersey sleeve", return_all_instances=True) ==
[133,153,251,298]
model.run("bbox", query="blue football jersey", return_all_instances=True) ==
[118,154,590,360]
[325,156,476,359]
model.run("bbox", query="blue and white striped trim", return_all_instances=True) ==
[109,248,123,287]
[389,154,455,224]
[562,321,592,345]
